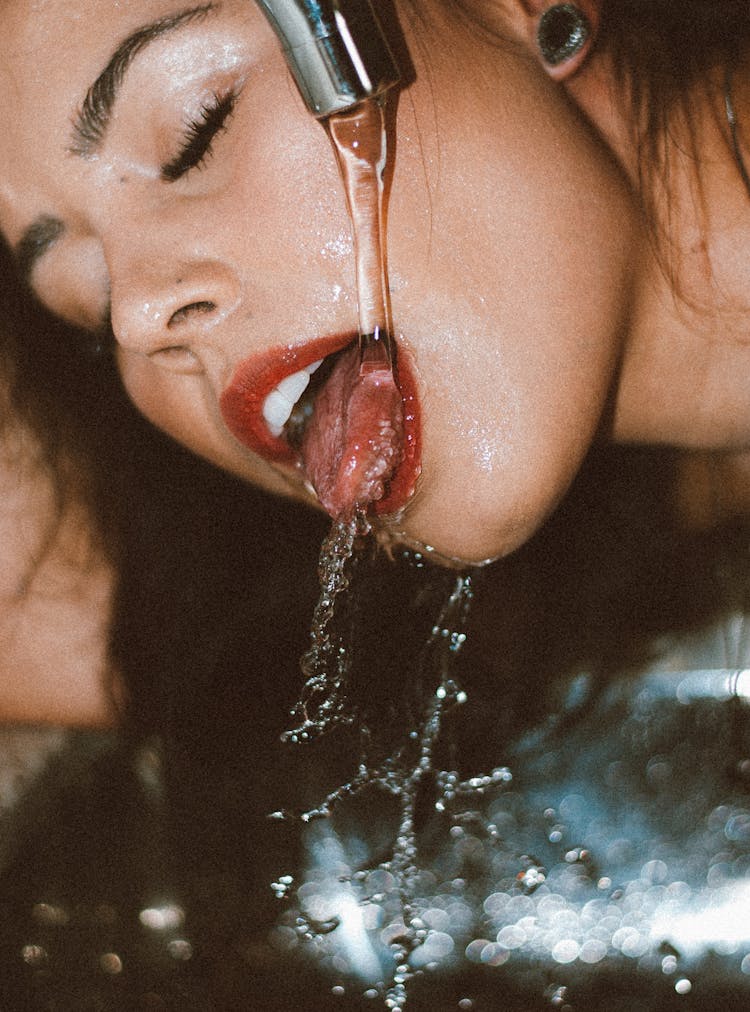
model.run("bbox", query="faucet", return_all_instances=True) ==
[256,0,401,117]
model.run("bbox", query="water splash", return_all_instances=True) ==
[273,520,509,1007]
[281,514,365,748]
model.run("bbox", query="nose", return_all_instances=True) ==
[108,252,241,374]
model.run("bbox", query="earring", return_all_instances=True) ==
[537,4,591,67]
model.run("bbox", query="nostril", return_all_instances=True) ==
[168,300,217,328]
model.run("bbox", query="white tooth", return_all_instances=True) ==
[262,365,321,437]
[262,389,294,436]
[305,359,323,374]
[276,369,311,403]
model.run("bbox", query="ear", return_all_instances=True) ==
[518,1,601,80]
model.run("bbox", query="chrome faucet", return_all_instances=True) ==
[256,0,401,117]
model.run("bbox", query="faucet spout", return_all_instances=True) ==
[256,0,401,118]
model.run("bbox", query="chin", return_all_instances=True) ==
[377,495,546,568]
[378,446,583,567]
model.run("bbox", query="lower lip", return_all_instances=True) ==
[219,334,421,516]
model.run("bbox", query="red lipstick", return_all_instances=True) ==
[219,334,352,464]
[219,334,421,517]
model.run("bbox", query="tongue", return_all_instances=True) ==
[301,343,404,519]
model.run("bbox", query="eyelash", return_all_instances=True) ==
[161,90,238,182]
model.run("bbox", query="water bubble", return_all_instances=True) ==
[31,902,69,927]
[21,944,47,967]
[481,942,511,967]
[675,978,692,995]
[552,939,580,964]
[579,939,607,964]
[518,865,546,893]
[547,985,570,1008]
[497,925,527,950]
[139,904,184,931]
[99,952,123,975]
[167,939,193,961]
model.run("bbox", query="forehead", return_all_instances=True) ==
[3,0,184,96]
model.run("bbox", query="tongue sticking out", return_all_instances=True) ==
[301,342,404,519]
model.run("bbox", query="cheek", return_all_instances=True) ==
[219,89,359,326]
[117,352,218,457]
[33,238,109,331]
[387,234,623,562]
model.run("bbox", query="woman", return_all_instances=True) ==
[1,0,749,710]
[0,0,748,1007]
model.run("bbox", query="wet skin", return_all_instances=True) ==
[0,0,747,563]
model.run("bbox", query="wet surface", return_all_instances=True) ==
[285,662,750,1008]
[2,645,750,1009]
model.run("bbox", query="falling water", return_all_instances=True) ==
[281,514,365,751]
[272,512,508,1009]
[272,95,494,1009]
[325,95,395,370]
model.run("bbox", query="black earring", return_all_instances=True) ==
[537,4,591,67]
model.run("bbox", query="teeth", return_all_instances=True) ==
[276,369,311,405]
[262,360,323,437]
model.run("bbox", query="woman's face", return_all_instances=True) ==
[0,0,636,563]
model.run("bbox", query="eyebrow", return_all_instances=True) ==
[70,2,218,157]
[14,4,220,283]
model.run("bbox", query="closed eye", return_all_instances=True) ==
[161,90,237,182]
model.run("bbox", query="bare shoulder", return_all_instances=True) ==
[0,416,116,727]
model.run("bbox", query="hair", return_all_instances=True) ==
[0,0,747,753]
[600,1,750,141]
[447,0,750,287]
[600,1,750,275]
